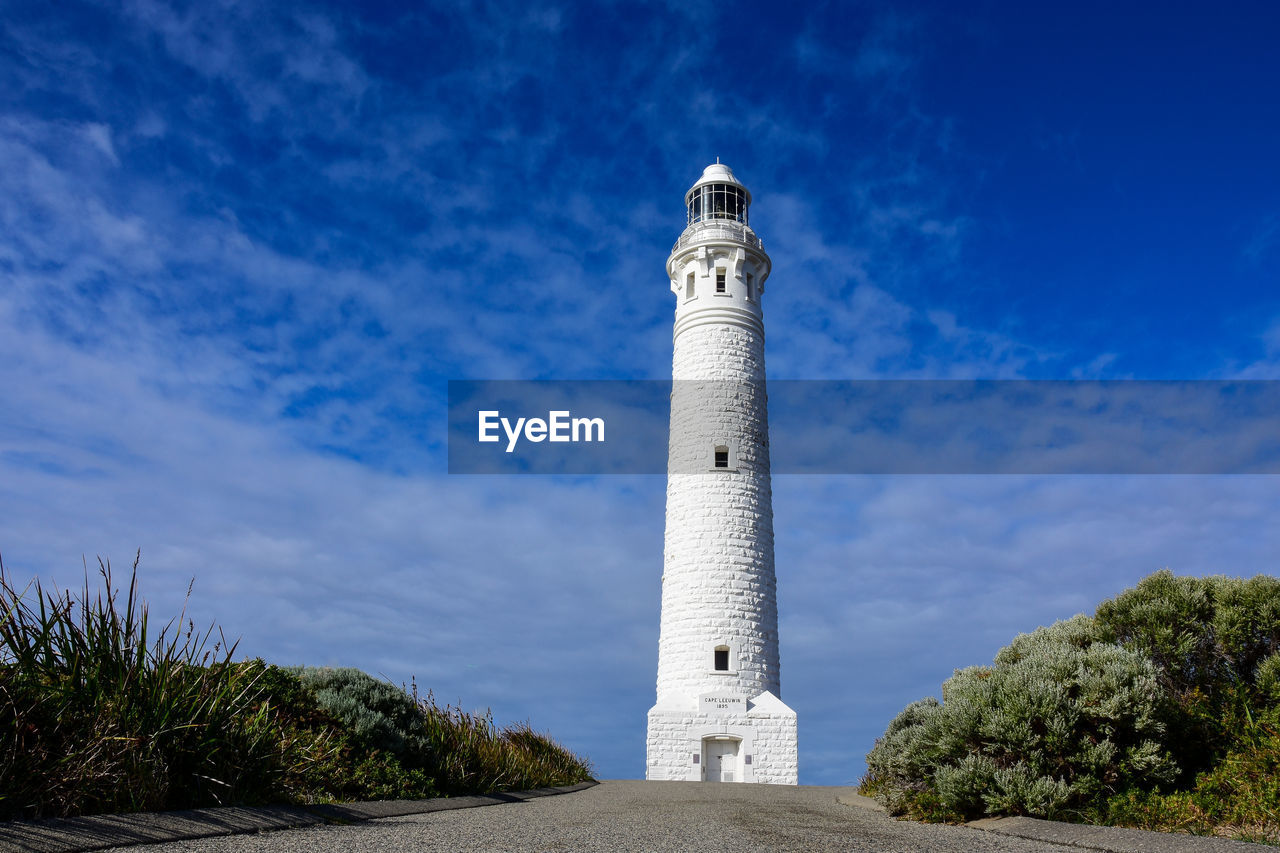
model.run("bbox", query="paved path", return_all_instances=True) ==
[88,780,1234,853]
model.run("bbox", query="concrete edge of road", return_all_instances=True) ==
[0,781,600,853]
[838,794,1271,852]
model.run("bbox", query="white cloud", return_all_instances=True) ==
[81,122,119,165]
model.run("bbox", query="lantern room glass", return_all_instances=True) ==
[687,183,748,225]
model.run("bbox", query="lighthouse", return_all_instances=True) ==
[645,163,798,784]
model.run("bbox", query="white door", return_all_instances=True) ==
[703,739,739,782]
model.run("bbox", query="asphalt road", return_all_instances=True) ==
[96,780,1110,853]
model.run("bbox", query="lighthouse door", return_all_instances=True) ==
[703,738,740,782]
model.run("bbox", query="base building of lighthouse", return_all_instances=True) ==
[645,164,798,784]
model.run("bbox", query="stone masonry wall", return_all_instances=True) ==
[746,708,799,785]
[646,704,798,785]
[657,319,779,705]
[648,218,796,785]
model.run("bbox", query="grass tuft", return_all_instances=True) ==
[0,552,277,819]
[0,554,592,820]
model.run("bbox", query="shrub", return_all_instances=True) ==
[1101,727,1280,843]
[287,668,593,797]
[1257,654,1280,709]
[230,662,438,803]
[863,614,1177,821]
[863,569,1280,838]
[1095,571,1280,777]
[296,667,431,761]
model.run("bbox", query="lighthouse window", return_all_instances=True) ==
[688,191,703,225]
[714,446,729,468]
[714,646,730,671]
[711,185,728,217]
[708,184,746,222]
[746,273,755,301]
[686,272,695,299]
[716,270,726,293]
[688,184,749,224]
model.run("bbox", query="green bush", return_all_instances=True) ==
[1257,654,1280,709]
[1103,727,1280,844]
[284,667,593,797]
[1095,571,1280,778]
[862,569,1280,841]
[295,667,432,762]
[864,615,1176,821]
[1096,571,1280,695]
[236,662,439,803]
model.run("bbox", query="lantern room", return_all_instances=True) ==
[685,162,751,226]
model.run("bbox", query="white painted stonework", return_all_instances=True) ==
[646,164,798,784]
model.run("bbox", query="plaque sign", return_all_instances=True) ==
[700,692,747,714]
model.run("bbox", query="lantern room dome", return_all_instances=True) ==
[688,163,750,198]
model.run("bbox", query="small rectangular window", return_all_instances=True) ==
[746,273,754,301]
[686,272,695,299]
[716,270,726,293]
[714,649,729,671]
[714,449,729,468]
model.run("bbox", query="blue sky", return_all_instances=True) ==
[2,0,1279,785]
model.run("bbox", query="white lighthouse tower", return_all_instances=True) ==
[645,163,798,784]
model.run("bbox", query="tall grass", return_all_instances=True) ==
[265,667,593,802]
[1,555,593,820]
[0,553,277,819]
[412,686,593,795]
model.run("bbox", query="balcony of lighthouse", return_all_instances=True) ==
[671,220,763,254]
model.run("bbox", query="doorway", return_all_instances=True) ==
[702,736,741,782]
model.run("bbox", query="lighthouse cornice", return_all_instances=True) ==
[666,239,772,287]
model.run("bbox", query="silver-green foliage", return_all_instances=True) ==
[295,667,430,763]
[865,615,1178,820]
[289,666,595,794]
